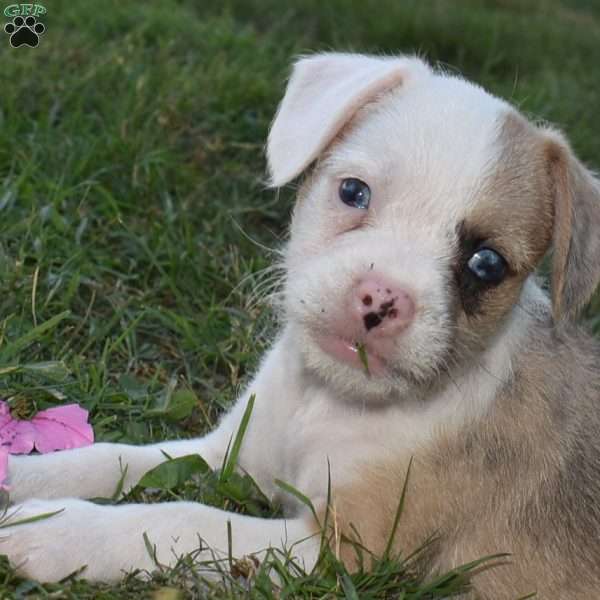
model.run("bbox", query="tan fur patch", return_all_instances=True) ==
[452,111,556,347]
[543,128,600,319]
[471,112,555,273]
[546,137,574,320]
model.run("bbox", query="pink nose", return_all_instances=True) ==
[352,277,415,336]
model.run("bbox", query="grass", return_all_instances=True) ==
[0,0,599,596]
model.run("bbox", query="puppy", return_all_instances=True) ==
[4,53,600,599]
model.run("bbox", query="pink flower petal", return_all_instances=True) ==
[0,401,94,457]
[0,419,36,454]
[0,400,37,454]
[31,404,94,453]
[34,404,92,432]
[0,448,8,490]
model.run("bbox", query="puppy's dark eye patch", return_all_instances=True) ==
[454,221,511,315]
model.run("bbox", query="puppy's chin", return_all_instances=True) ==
[291,324,418,404]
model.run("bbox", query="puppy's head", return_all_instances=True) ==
[268,53,600,401]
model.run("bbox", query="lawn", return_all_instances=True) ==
[0,0,599,597]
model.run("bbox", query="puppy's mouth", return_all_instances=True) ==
[313,334,387,376]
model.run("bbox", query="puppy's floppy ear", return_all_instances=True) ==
[544,128,600,320]
[267,53,429,187]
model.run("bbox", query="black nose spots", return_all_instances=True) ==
[363,299,396,331]
[364,312,382,330]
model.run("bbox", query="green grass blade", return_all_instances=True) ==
[0,509,64,529]
[0,311,70,363]
[220,394,255,482]
[355,342,370,376]
[383,456,413,559]
[274,478,319,525]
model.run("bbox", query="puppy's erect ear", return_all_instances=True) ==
[267,53,430,187]
[544,128,600,320]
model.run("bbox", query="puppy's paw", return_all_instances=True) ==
[0,498,151,582]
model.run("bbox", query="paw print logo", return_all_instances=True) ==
[4,15,45,48]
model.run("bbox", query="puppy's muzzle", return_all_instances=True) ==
[314,272,416,375]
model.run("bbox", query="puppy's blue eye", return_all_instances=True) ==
[467,248,506,283]
[339,178,371,209]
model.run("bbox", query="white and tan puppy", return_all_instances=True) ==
[4,53,600,599]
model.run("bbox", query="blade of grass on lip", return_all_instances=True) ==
[355,342,370,376]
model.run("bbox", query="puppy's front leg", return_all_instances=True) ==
[8,402,246,503]
[2,498,320,583]
[9,334,299,504]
